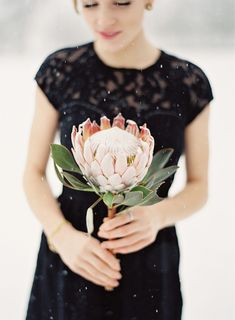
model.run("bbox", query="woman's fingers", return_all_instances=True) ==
[94,241,121,271]
[101,232,147,250]
[113,238,151,254]
[86,252,122,281]
[74,263,119,288]
[77,258,119,287]
[98,221,140,239]
[100,212,131,231]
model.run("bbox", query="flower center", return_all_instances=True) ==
[89,126,141,157]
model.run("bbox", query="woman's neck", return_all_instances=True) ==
[93,30,161,69]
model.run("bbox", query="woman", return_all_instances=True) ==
[23,0,214,319]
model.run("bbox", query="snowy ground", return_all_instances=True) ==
[0,47,234,320]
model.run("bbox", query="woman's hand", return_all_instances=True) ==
[98,205,163,254]
[52,223,122,288]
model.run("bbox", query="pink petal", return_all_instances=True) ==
[147,137,155,167]
[90,160,102,177]
[71,125,77,149]
[136,166,148,181]
[121,166,137,185]
[96,174,108,186]
[75,130,84,149]
[108,173,122,186]
[84,162,92,176]
[100,153,115,177]
[95,144,107,164]
[112,113,125,129]
[139,123,151,141]
[135,153,148,175]
[71,146,85,167]
[91,120,101,135]
[82,118,92,141]
[83,140,94,165]
[128,177,138,186]
[141,141,149,154]
[126,119,139,137]
[104,185,113,192]
[100,116,111,129]
[133,150,142,167]
[114,183,125,191]
[89,176,99,186]
[99,183,113,192]
[114,151,127,175]
[99,185,107,193]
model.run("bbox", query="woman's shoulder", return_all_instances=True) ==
[39,42,91,67]
[161,49,210,83]
[33,42,92,111]
[161,49,214,126]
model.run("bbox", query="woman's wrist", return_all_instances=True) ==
[46,219,73,253]
[149,202,168,231]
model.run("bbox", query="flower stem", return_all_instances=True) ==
[90,196,102,209]
[107,206,116,219]
[105,205,118,292]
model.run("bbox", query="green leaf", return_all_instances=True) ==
[141,148,174,184]
[138,190,164,206]
[145,165,179,188]
[53,161,77,190]
[149,181,165,192]
[103,192,114,208]
[121,191,144,206]
[62,171,94,192]
[130,185,152,198]
[50,144,82,174]
[86,178,101,196]
[86,207,94,235]
[112,194,125,204]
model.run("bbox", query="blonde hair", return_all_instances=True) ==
[73,0,79,14]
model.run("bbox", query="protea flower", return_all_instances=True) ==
[71,113,154,193]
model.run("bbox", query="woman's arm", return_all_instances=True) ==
[152,103,211,229]
[22,85,74,239]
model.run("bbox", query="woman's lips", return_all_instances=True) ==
[98,31,122,39]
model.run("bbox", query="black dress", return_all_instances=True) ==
[25,41,214,320]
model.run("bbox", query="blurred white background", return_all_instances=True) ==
[0,0,234,319]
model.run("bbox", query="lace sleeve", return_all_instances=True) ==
[34,49,68,111]
[184,62,214,126]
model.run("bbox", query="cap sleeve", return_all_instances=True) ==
[184,62,214,126]
[34,49,68,111]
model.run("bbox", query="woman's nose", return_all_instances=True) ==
[96,7,117,29]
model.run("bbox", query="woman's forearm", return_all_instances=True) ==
[22,170,71,239]
[152,180,208,229]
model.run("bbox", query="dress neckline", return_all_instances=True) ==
[89,41,165,72]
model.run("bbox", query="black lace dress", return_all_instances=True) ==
[25,41,214,320]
